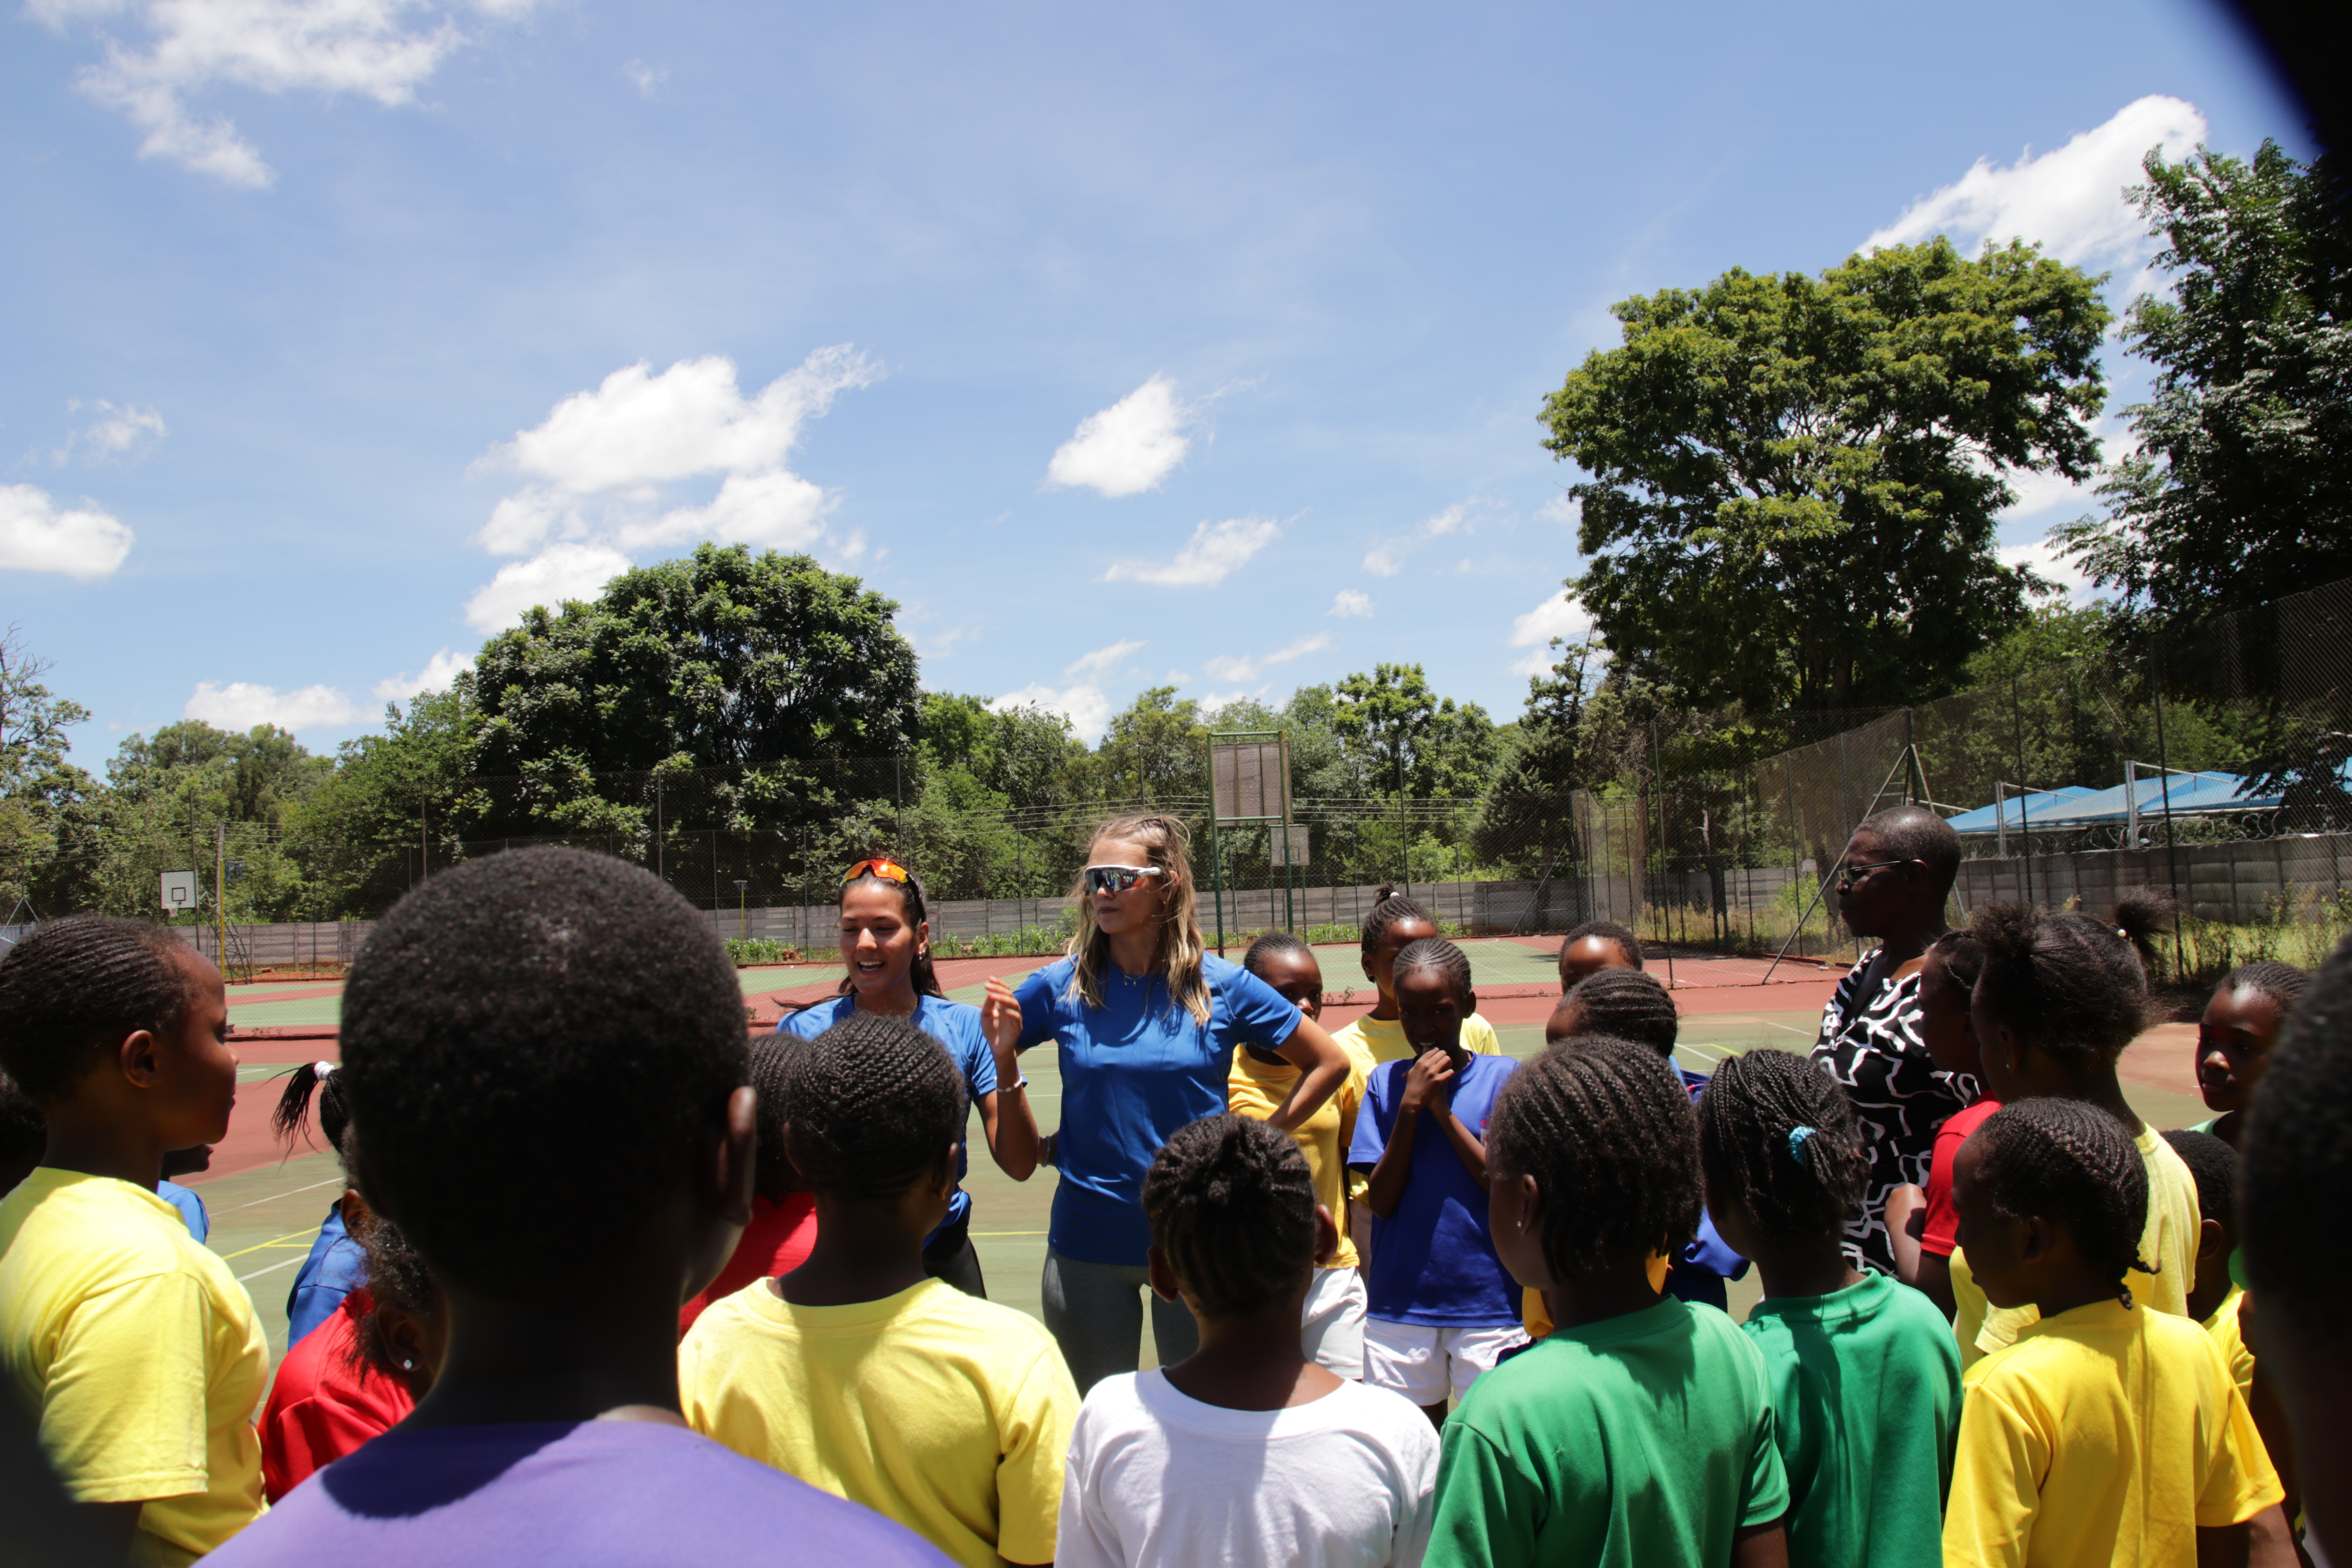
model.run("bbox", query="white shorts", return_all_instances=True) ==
[1361,1318,1527,1406]
[1300,1267,1368,1378]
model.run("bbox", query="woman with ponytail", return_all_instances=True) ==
[274,1059,371,1347]
[1954,891,2203,1363]
[777,857,1040,1298]
[1700,1049,1960,1568]
[994,813,1351,1392]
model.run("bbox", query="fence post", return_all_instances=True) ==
[2150,642,2187,975]
[2013,677,2032,908]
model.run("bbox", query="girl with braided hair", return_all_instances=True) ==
[1057,1114,1439,1568]
[1699,1049,1960,1568]
[780,856,1040,1299]
[2189,961,2305,1304]
[1348,937,1525,1424]
[1428,1036,1788,1568]
[1954,895,2202,1365]
[1893,927,1995,1318]
[0,915,266,1564]
[682,1009,1078,1568]
[1001,814,1349,1393]
[1943,1100,2288,1568]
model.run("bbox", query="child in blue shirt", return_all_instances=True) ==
[1348,936,1522,1423]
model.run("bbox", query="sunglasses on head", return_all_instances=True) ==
[842,858,911,886]
[1083,864,1165,895]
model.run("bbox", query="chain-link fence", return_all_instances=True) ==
[13,579,2349,985]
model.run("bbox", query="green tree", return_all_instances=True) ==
[1960,604,2113,686]
[2058,145,2352,626]
[288,686,480,915]
[1330,664,1495,798]
[1096,687,1206,805]
[467,544,920,834]
[1545,239,2110,710]
[0,627,100,914]
[1474,641,1600,877]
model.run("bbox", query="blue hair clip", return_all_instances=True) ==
[1787,1125,1817,1167]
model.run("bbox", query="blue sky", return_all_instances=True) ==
[0,0,2310,758]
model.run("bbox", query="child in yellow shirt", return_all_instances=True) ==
[0,916,265,1568]
[1953,896,2202,1363]
[1229,932,1367,1377]
[1943,1099,2286,1568]
[681,1011,1079,1568]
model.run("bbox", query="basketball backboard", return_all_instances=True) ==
[160,870,198,915]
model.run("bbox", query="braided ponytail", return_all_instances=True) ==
[1697,1050,1866,1245]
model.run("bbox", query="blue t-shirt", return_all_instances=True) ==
[288,1201,367,1347]
[778,995,997,1237]
[1348,1052,1521,1327]
[156,1179,209,1243]
[1670,1065,1751,1309]
[1014,953,1304,1266]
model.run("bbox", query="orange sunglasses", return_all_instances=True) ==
[841,858,911,885]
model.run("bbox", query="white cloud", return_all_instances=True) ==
[2000,536,2096,601]
[464,348,873,622]
[1045,375,1191,497]
[1197,688,1268,718]
[1100,515,1279,587]
[1064,639,1145,679]
[1866,96,2206,273]
[1328,588,1373,619]
[372,648,472,703]
[30,0,542,188]
[987,640,1147,742]
[0,484,135,579]
[463,542,632,632]
[52,399,166,464]
[1363,501,1470,577]
[623,58,666,97]
[1507,589,1591,675]
[185,680,362,731]
[1201,632,1330,684]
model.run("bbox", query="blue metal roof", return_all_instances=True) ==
[1947,771,2278,833]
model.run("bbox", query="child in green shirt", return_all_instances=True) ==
[1698,1048,1962,1567]
[1426,1035,1788,1568]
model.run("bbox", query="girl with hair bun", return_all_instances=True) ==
[1956,892,2203,1363]
[274,1060,371,1346]
[779,857,1040,1298]
[998,814,1350,1393]
[1700,1050,1960,1568]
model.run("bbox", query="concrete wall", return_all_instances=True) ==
[1956,833,2352,923]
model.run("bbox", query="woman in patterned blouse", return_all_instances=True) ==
[1808,804,1975,1274]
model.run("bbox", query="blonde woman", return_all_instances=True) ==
[982,813,1350,1391]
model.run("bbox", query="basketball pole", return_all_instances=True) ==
[214,824,227,976]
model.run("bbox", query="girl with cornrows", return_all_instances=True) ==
[1943,1099,2288,1568]
[995,814,1350,1393]
[780,857,1041,1298]
[1699,1049,1959,1568]
[1956,893,2202,1368]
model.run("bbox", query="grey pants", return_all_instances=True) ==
[1041,1249,1201,1393]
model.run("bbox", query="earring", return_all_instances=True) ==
[401,1358,414,1370]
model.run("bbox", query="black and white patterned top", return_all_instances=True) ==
[1809,954,1975,1276]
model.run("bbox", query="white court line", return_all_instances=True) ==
[1763,1019,1815,1036]
[220,1175,345,1212]
[237,1255,307,1284]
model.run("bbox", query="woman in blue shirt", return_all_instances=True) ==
[778,857,1040,1295]
[991,813,1350,1390]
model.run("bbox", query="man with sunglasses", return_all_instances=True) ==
[1806,805,1974,1278]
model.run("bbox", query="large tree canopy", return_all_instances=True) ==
[468,544,920,832]
[2058,144,2352,627]
[1545,238,2110,710]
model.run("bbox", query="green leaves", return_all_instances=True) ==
[2057,145,2351,628]
[1546,239,2109,711]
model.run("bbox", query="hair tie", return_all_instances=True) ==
[2115,926,2129,941]
[1786,1126,1817,1166]
[314,1061,335,1078]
